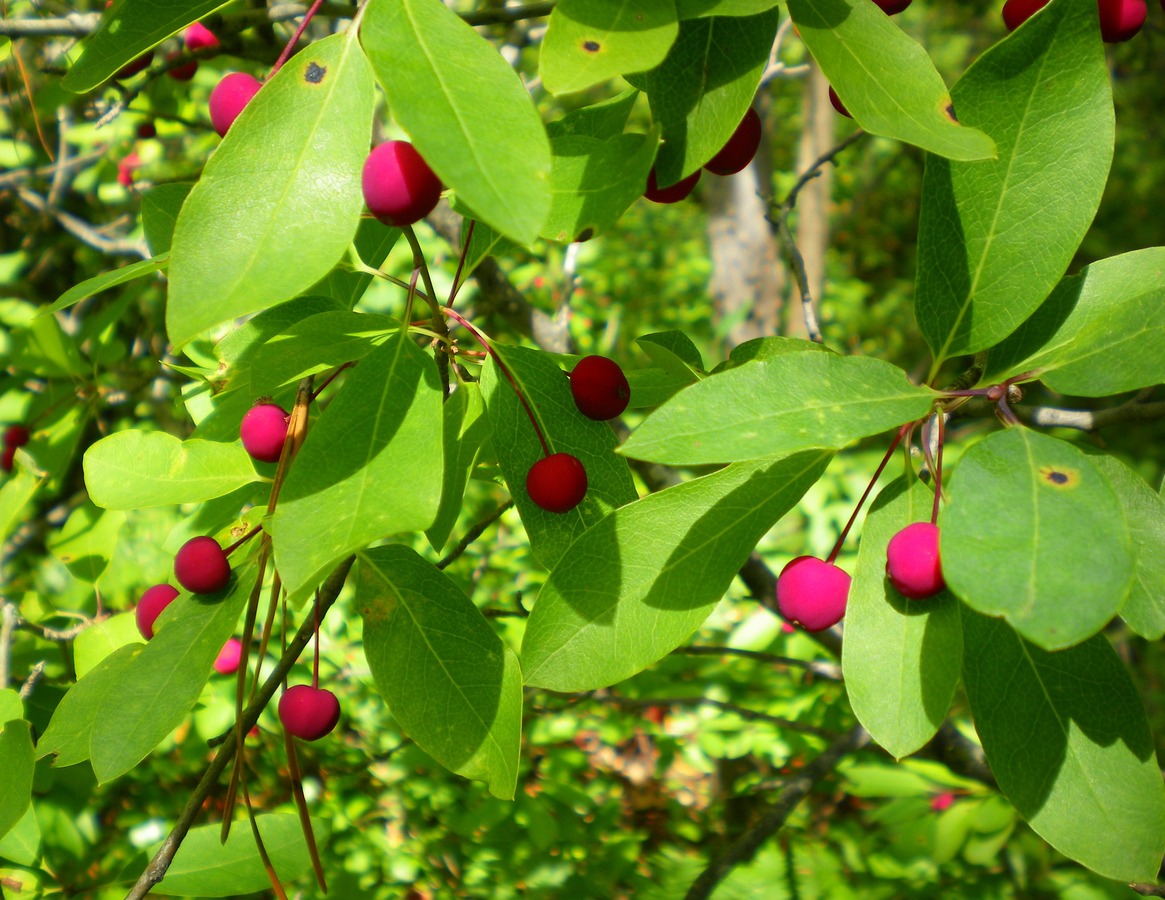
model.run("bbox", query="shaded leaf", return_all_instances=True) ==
[0,721,34,842]
[546,90,639,139]
[47,503,125,584]
[426,383,492,553]
[45,255,167,315]
[142,183,194,256]
[73,613,141,679]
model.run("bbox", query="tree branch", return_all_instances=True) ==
[15,185,149,258]
[1019,396,1165,432]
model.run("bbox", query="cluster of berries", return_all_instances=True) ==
[1,425,29,473]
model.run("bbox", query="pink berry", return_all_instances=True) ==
[183,22,219,53]
[885,522,945,599]
[214,637,243,675]
[931,791,956,812]
[872,0,911,12]
[1002,0,1048,30]
[174,536,231,594]
[279,684,341,741]
[361,141,443,227]
[4,425,30,448]
[776,556,850,632]
[209,72,262,137]
[239,403,289,463]
[704,108,762,177]
[135,583,180,639]
[644,166,700,204]
[166,52,198,82]
[115,50,154,80]
[1098,0,1146,41]
[117,152,141,188]
[569,356,631,420]
[526,453,587,513]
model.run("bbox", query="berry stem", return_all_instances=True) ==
[310,361,355,401]
[223,523,263,556]
[931,413,945,524]
[268,0,326,76]
[311,590,321,690]
[402,226,451,396]
[827,424,909,564]
[442,306,553,457]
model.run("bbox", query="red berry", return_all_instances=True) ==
[1098,0,1146,41]
[115,50,154,80]
[526,453,588,513]
[136,121,157,140]
[569,356,631,420]
[4,425,30,448]
[361,141,443,227]
[1002,0,1048,30]
[240,403,289,463]
[166,52,198,82]
[776,556,850,632]
[885,522,945,599]
[117,152,141,188]
[174,536,231,594]
[214,637,243,675]
[704,107,762,176]
[183,22,219,53]
[135,583,180,639]
[0,446,15,473]
[209,72,262,137]
[872,0,911,12]
[828,86,852,119]
[644,166,700,204]
[279,684,341,741]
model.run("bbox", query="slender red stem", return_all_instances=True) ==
[311,590,320,690]
[224,524,263,557]
[269,0,326,76]
[310,362,355,401]
[827,424,910,564]
[448,220,476,309]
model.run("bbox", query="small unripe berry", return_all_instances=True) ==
[644,166,700,204]
[569,356,631,420]
[174,536,231,594]
[872,0,911,12]
[240,403,289,463]
[183,22,219,53]
[209,72,263,137]
[135,583,180,639]
[4,425,30,448]
[214,637,243,675]
[828,86,852,119]
[776,555,850,632]
[1098,0,1146,42]
[362,141,443,227]
[885,522,945,599]
[704,107,762,176]
[279,684,341,741]
[526,453,587,513]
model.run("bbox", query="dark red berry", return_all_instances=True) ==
[115,50,154,80]
[776,555,850,632]
[240,403,289,463]
[828,86,852,119]
[704,108,762,176]
[135,583,180,639]
[4,425,30,448]
[166,53,198,82]
[183,22,219,53]
[644,166,700,204]
[1002,0,1048,30]
[569,355,631,420]
[0,446,15,473]
[526,453,587,513]
[174,536,231,594]
[872,0,911,12]
[209,72,262,137]
[885,522,945,599]
[362,141,443,227]
[1098,0,1146,42]
[214,637,243,675]
[279,684,341,741]
[136,121,157,139]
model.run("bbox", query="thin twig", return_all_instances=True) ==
[675,645,841,681]
[15,186,150,258]
[19,661,46,700]
[592,691,838,739]
[436,501,514,570]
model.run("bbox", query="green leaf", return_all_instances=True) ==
[362,0,552,245]
[521,450,831,691]
[269,333,444,597]
[310,219,401,308]
[942,428,1132,650]
[961,609,1165,882]
[626,10,779,185]
[44,255,167,315]
[358,545,523,800]
[0,690,21,724]
[842,477,962,760]
[142,183,194,256]
[540,0,678,96]
[676,0,779,17]
[457,220,516,286]
[73,613,141,680]
[787,0,995,162]
[0,806,39,867]
[1089,454,1165,640]
[152,814,331,897]
[546,90,639,139]
[47,503,125,585]
[0,468,42,547]
[914,0,1113,363]
[636,330,706,376]
[541,129,660,242]
[426,383,492,553]
[620,348,934,465]
[83,431,261,510]
[89,570,253,782]
[62,0,230,93]
[166,29,374,347]
[0,721,34,842]
[9,310,87,378]
[480,345,638,570]
[985,248,1165,396]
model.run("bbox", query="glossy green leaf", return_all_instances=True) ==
[0,468,42,546]
[943,428,1132,650]
[362,0,552,245]
[47,503,125,584]
[541,129,659,242]
[166,29,374,347]
[962,609,1165,882]
[89,570,253,782]
[480,345,638,570]
[985,248,1165,396]
[540,0,678,95]
[626,10,778,185]
[73,613,141,680]
[358,545,523,799]
[842,477,962,760]
[457,220,516,288]
[620,348,935,465]
[636,330,706,377]
[45,255,167,315]
[84,431,261,510]
[522,450,831,691]
[915,0,1112,363]
[1090,454,1165,640]
[426,383,492,553]
[624,367,693,408]
[677,0,779,16]
[546,90,639,140]
[788,0,994,162]
[0,721,34,842]
[0,806,39,867]
[712,334,830,372]
[142,182,194,256]
[62,0,230,92]
[269,333,444,597]
[9,310,86,378]
[0,690,21,724]
[310,219,401,308]
[153,814,331,896]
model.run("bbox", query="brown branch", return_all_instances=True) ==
[1020,397,1165,432]
[436,501,513,570]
